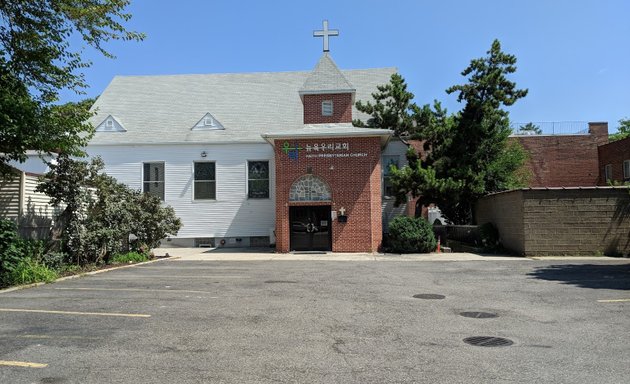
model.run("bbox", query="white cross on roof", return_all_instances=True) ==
[313,20,339,52]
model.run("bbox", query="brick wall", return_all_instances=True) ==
[598,137,630,184]
[274,136,382,252]
[511,122,608,187]
[476,188,630,256]
[302,93,353,124]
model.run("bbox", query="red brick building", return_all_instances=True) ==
[511,122,609,187]
[598,136,630,184]
[263,53,392,253]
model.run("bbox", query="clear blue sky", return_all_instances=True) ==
[63,0,630,132]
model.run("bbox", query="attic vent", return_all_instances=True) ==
[95,115,126,132]
[192,113,225,131]
[322,100,333,116]
[203,116,215,127]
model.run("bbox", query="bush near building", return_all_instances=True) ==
[387,216,437,254]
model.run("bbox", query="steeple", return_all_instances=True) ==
[299,52,355,96]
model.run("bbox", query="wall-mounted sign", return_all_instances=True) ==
[282,141,303,161]
[305,142,349,152]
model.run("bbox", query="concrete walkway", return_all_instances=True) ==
[153,247,529,261]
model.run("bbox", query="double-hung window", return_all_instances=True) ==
[194,162,216,200]
[248,161,269,199]
[623,160,630,181]
[382,155,400,198]
[143,162,165,201]
[604,164,613,183]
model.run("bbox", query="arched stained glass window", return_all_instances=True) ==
[289,175,331,202]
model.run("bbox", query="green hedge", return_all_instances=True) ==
[388,216,437,253]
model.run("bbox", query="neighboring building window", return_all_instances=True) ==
[604,164,613,182]
[382,155,400,197]
[143,162,165,200]
[248,161,269,199]
[194,162,216,200]
[322,100,333,116]
[624,160,630,181]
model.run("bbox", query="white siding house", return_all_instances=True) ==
[87,57,406,247]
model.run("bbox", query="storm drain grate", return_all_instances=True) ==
[460,311,498,319]
[463,336,513,347]
[264,280,298,284]
[412,294,445,300]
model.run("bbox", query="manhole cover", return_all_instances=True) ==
[412,294,445,300]
[264,280,297,284]
[463,336,513,347]
[460,311,498,319]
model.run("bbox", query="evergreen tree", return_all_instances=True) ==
[354,73,420,138]
[390,39,528,224]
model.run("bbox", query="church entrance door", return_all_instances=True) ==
[289,206,332,252]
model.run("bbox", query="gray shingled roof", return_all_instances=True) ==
[88,60,396,145]
[299,53,355,94]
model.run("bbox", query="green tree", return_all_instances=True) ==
[609,118,630,142]
[516,122,542,135]
[354,73,421,138]
[390,39,529,224]
[37,155,181,265]
[0,0,143,174]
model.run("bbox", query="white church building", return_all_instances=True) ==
[84,22,409,251]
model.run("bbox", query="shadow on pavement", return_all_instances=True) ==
[527,263,630,290]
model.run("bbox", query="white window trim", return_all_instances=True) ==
[322,100,333,116]
[192,161,217,201]
[623,160,630,180]
[142,161,165,201]
[246,160,271,200]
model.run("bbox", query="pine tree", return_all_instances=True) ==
[390,39,529,224]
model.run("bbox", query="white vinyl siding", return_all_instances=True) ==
[88,144,275,239]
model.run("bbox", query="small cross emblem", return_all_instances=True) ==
[313,20,339,52]
[339,207,346,216]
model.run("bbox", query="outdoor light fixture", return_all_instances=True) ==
[201,151,207,158]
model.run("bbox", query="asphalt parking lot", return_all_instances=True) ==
[0,257,629,383]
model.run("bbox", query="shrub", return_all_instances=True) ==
[5,258,59,286]
[388,216,437,253]
[479,222,501,251]
[111,251,149,264]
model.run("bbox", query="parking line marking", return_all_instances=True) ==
[93,275,249,279]
[0,308,151,318]
[54,287,217,294]
[0,360,48,368]
[597,298,630,303]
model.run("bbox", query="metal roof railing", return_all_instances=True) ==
[510,121,589,136]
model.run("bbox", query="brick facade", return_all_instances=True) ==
[274,136,382,253]
[598,136,630,184]
[476,188,630,256]
[511,122,609,187]
[302,93,353,124]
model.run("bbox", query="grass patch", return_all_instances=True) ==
[6,259,59,286]
[111,252,149,264]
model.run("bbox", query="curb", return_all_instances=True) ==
[0,256,173,295]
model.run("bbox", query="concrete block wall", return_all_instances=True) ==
[476,187,630,256]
